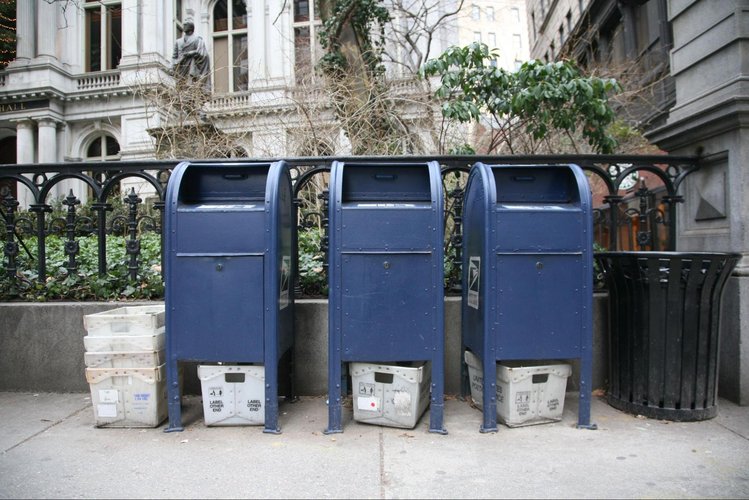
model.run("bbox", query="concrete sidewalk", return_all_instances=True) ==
[1,392,748,499]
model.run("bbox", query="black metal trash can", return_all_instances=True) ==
[596,251,740,421]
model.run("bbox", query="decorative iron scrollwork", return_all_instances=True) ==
[0,154,701,297]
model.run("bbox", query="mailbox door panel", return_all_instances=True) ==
[494,254,582,359]
[172,255,264,361]
[340,207,434,250]
[175,210,265,254]
[495,209,583,252]
[340,253,433,360]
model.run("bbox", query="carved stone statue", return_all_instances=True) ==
[172,21,211,91]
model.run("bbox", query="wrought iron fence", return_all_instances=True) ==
[0,155,699,299]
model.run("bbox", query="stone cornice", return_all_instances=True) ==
[0,85,134,105]
[0,87,62,101]
[646,95,749,151]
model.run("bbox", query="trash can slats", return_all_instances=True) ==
[597,251,739,420]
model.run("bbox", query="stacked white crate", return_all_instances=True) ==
[350,362,431,429]
[464,350,571,427]
[198,364,266,426]
[83,305,167,428]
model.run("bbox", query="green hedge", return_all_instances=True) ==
[1,230,603,301]
[1,229,332,301]
[0,233,163,301]
[297,227,328,297]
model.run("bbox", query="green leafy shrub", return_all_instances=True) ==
[298,227,328,297]
[2,227,327,300]
[2,225,476,300]
[0,233,163,301]
[422,43,621,154]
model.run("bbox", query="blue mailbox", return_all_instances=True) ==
[164,161,294,434]
[461,163,595,432]
[326,161,446,434]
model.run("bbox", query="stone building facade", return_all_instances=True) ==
[528,0,749,405]
[459,0,529,72]
[526,0,673,130]
[647,0,749,406]
[0,0,527,198]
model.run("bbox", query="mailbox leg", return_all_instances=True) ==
[165,359,184,433]
[480,356,498,433]
[287,348,298,403]
[325,359,344,434]
[459,344,470,401]
[429,355,448,434]
[263,340,281,434]
[263,358,282,434]
[576,355,597,430]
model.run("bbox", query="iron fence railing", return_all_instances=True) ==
[0,154,700,297]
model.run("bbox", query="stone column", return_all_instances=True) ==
[16,120,35,164]
[15,120,35,207]
[655,0,672,54]
[15,0,36,61]
[647,0,749,405]
[36,0,56,58]
[266,0,286,83]
[619,1,637,59]
[37,118,57,164]
[120,0,139,59]
[36,118,67,201]
[250,0,268,81]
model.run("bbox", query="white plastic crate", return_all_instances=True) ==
[351,362,431,429]
[83,328,165,352]
[464,350,571,427]
[84,305,165,336]
[84,350,165,369]
[85,364,167,428]
[198,365,265,426]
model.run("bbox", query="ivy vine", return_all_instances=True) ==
[318,0,390,78]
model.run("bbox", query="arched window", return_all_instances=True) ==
[86,133,120,161]
[212,0,249,93]
[81,132,120,200]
